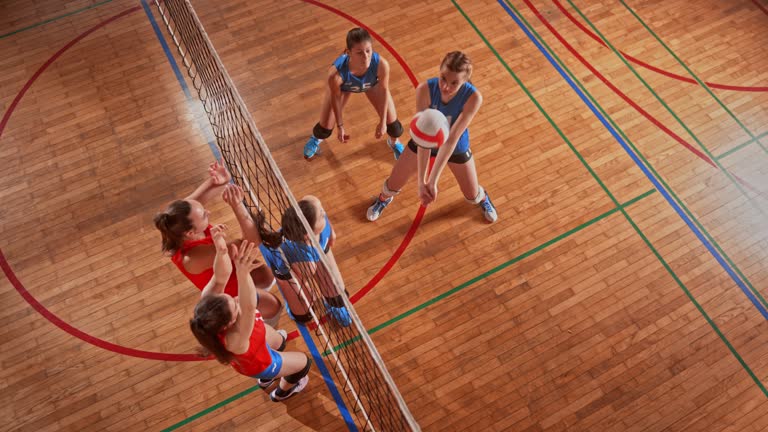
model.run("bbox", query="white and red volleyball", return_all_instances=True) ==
[409,109,450,149]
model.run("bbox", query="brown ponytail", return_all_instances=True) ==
[153,200,193,254]
[253,199,321,247]
[189,295,235,364]
[255,210,284,249]
[282,200,319,243]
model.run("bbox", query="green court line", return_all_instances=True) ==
[617,0,768,157]
[561,0,766,219]
[163,189,656,431]
[503,0,768,312]
[0,0,115,40]
[324,189,656,355]
[162,2,768,428]
[717,130,768,160]
[161,385,263,432]
[454,0,767,397]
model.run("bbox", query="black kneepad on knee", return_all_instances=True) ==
[324,295,345,308]
[292,312,313,325]
[285,356,313,384]
[313,123,333,139]
[386,119,404,138]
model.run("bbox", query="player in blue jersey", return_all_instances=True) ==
[366,51,498,223]
[303,28,405,160]
[257,196,352,327]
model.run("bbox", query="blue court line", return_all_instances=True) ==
[143,0,356,428]
[496,0,768,320]
[296,317,359,431]
[140,0,221,160]
[276,282,358,431]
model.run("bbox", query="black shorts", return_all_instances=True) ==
[407,139,473,164]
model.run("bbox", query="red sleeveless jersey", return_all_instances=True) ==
[219,311,273,376]
[171,225,239,297]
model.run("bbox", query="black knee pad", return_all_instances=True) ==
[291,312,313,325]
[324,295,345,308]
[386,119,404,138]
[313,123,333,139]
[285,355,313,384]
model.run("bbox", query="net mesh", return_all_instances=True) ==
[152,1,420,430]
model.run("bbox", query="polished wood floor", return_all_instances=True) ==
[2,0,767,430]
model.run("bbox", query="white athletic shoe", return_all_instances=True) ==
[269,376,309,402]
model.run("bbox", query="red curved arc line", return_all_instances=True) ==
[284,2,427,343]
[2,2,427,355]
[523,0,768,199]
[300,0,419,88]
[552,0,768,92]
[0,6,207,362]
[751,0,768,17]
[0,7,139,136]
[0,250,203,361]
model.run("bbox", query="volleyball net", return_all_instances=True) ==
[152,0,419,430]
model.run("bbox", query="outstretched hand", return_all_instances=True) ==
[208,161,231,186]
[230,240,261,273]
[222,183,245,208]
[210,224,228,252]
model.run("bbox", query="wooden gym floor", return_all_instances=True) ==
[1,0,767,430]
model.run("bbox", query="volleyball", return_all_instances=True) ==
[409,108,450,149]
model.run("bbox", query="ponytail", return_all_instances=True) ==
[282,200,319,242]
[153,200,193,254]
[255,210,284,249]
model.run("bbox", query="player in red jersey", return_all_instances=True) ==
[153,161,281,319]
[190,228,311,401]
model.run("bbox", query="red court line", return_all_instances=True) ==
[552,0,768,92]
[0,6,203,362]
[524,0,768,201]
[752,0,768,17]
[300,0,419,87]
[0,250,201,361]
[283,0,425,342]
[1,1,427,356]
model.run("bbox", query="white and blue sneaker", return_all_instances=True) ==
[366,196,393,221]
[387,137,404,160]
[303,136,322,159]
[478,192,498,223]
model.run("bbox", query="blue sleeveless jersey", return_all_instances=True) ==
[427,77,477,153]
[334,52,380,93]
[281,215,333,264]
[259,244,289,277]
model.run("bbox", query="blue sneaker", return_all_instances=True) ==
[303,136,322,159]
[366,196,393,221]
[387,137,404,160]
[479,192,498,223]
[324,302,352,327]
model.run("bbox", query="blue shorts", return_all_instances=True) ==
[251,346,283,380]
